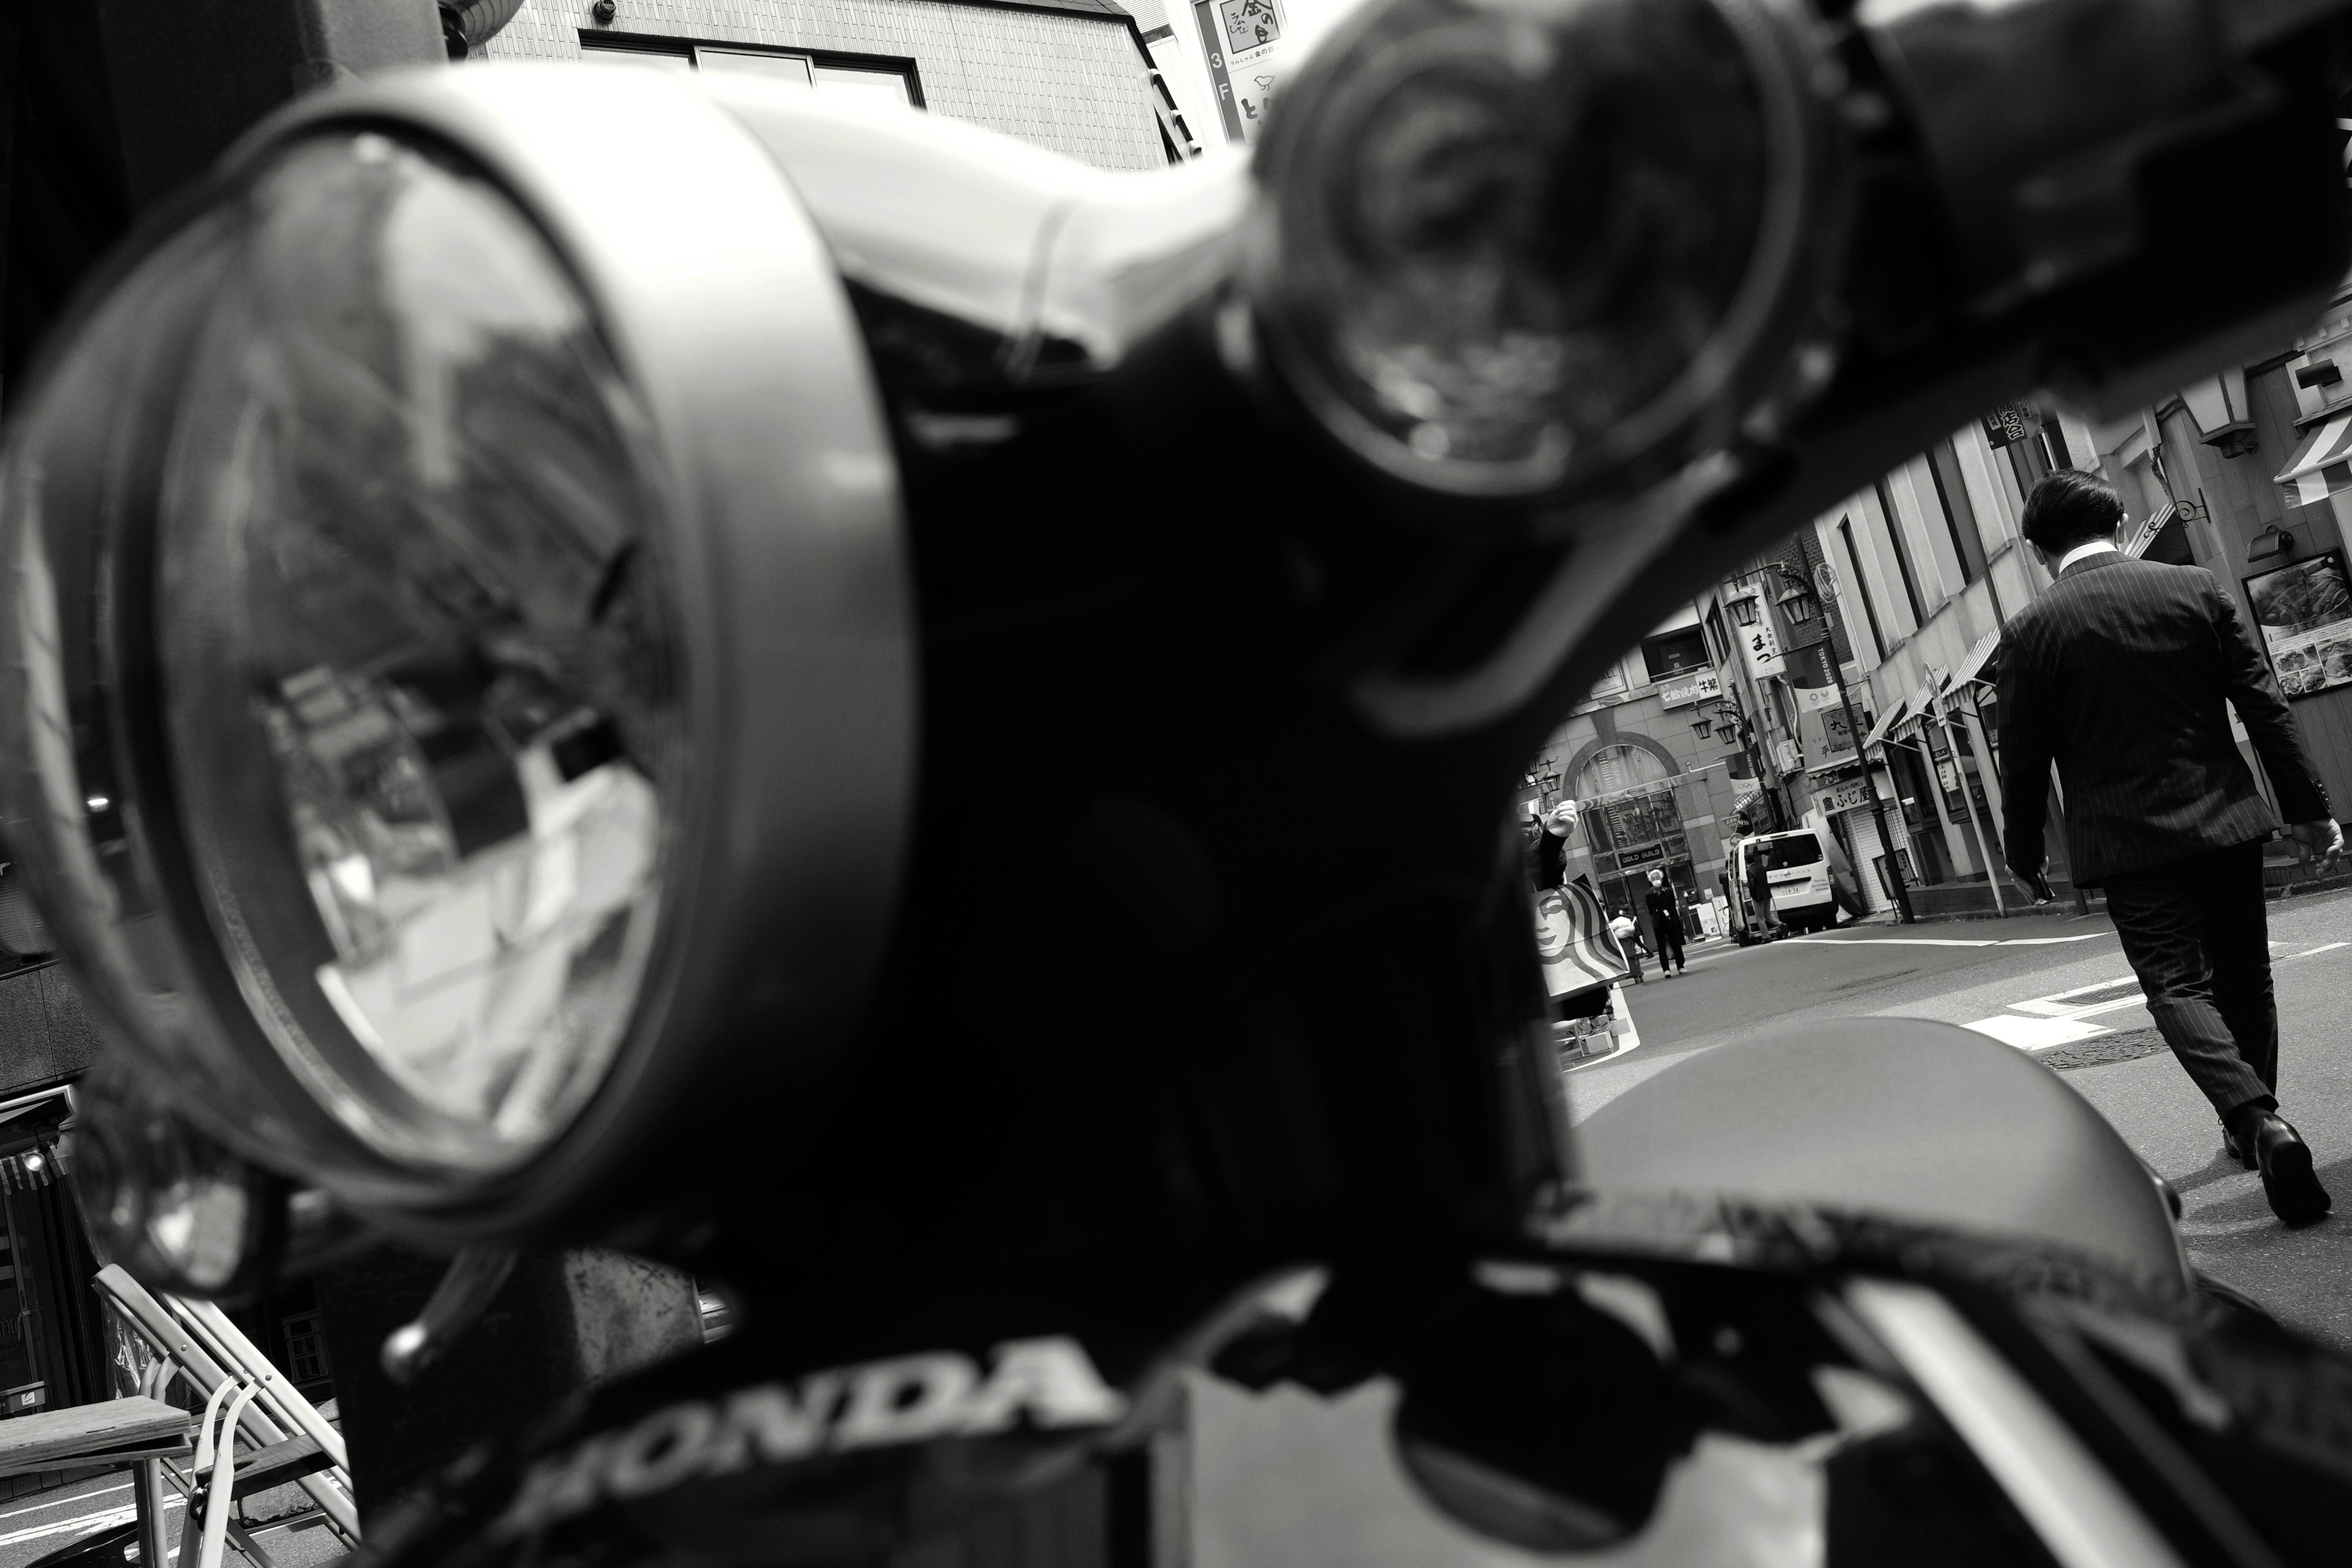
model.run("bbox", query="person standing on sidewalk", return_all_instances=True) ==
[1607,907,1646,984]
[1998,469,2343,1226]
[1643,869,1689,977]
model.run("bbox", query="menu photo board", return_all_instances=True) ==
[2245,549,2352,698]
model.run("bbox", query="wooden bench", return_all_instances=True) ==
[0,1397,189,1479]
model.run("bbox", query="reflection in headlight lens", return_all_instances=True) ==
[157,132,676,1172]
[1255,0,1774,496]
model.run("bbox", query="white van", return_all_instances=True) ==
[1728,827,1838,937]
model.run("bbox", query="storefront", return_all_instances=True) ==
[0,1089,111,1423]
[1811,766,1908,914]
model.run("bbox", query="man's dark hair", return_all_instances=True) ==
[2021,468,2125,554]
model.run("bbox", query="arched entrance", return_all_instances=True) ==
[1574,742,1700,939]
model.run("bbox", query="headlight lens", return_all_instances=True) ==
[153,132,676,1172]
[0,67,914,1245]
[1251,0,1834,500]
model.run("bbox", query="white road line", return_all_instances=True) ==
[1788,933,2112,948]
[0,1477,131,1524]
[1967,939,2350,1052]
[2010,974,2141,1016]
[1964,1016,2114,1050]
[2065,993,2154,1021]
[0,1493,183,1548]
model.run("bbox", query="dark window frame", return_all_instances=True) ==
[1926,440,1988,584]
[1640,627,1711,684]
[1838,517,1888,662]
[1874,477,1928,629]
[577,31,929,108]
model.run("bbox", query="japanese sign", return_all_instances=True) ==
[1815,775,1872,814]
[1736,603,1785,679]
[1982,402,2037,449]
[1660,668,1722,709]
[1194,0,1287,145]
[1818,704,1856,760]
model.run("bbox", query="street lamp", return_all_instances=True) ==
[1760,561,1915,925]
[1709,688,1787,834]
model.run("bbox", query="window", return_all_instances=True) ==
[1926,441,1988,583]
[1576,743,1672,802]
[1641,627,1711,683]
[2038,416,2073,471]
[1836,518,1887,661]
[580,36,922,107]
[1873,478,1927,628]
[282,1311,332,1385]
[1706,605,1730,665]
[1757,833,1823,871]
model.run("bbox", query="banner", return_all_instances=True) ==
[1736,603,1785,679]
[1785,640,1842,712]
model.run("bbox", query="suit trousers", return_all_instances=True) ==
[2100,839,2277,1120]
[1654,920,1686,971]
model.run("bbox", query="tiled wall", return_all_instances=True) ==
[0,966,100,1098]
[486,0,1169,170]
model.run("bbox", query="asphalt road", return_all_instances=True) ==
[0,1470,344,1568]
[1567,888,2352,1350]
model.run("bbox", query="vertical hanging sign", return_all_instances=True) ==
[1194,0,1288,145]
[1191,1,1248,145]
[1736,603,1785,680]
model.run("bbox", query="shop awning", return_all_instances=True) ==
[1860,695,1912,752]
[2275,413,2352,507]
[1951,628,2002,691]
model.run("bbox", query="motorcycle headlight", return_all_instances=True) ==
[1248,0,1842,502]
[0,69,914,1236]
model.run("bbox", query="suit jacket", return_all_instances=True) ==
[1996,552,2330,886]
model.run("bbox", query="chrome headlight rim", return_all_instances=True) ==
[1246,0,1844,505]
[0,66,916,1238]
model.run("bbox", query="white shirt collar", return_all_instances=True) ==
[2056,539,2120,573]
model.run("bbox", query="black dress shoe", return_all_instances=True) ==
[2223,1129,2258,1171]
[2247,1115,2331,1227]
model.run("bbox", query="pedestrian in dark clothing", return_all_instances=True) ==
[1998,469,2343,1226]
[1643,869,1688,976]
[1607,908,1645,983]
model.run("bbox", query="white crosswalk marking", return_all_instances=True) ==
[1963,1016,2113,1050]
[1964,941,2350,1051]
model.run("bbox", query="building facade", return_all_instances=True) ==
[1795,409,2086,913]
[483,0,1197,170]
[1518,608,1754,943]
[1767,274,2352,916]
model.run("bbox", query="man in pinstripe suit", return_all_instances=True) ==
[1999,469,2343,1227]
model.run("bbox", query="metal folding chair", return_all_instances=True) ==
[91,1266,360,1558]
